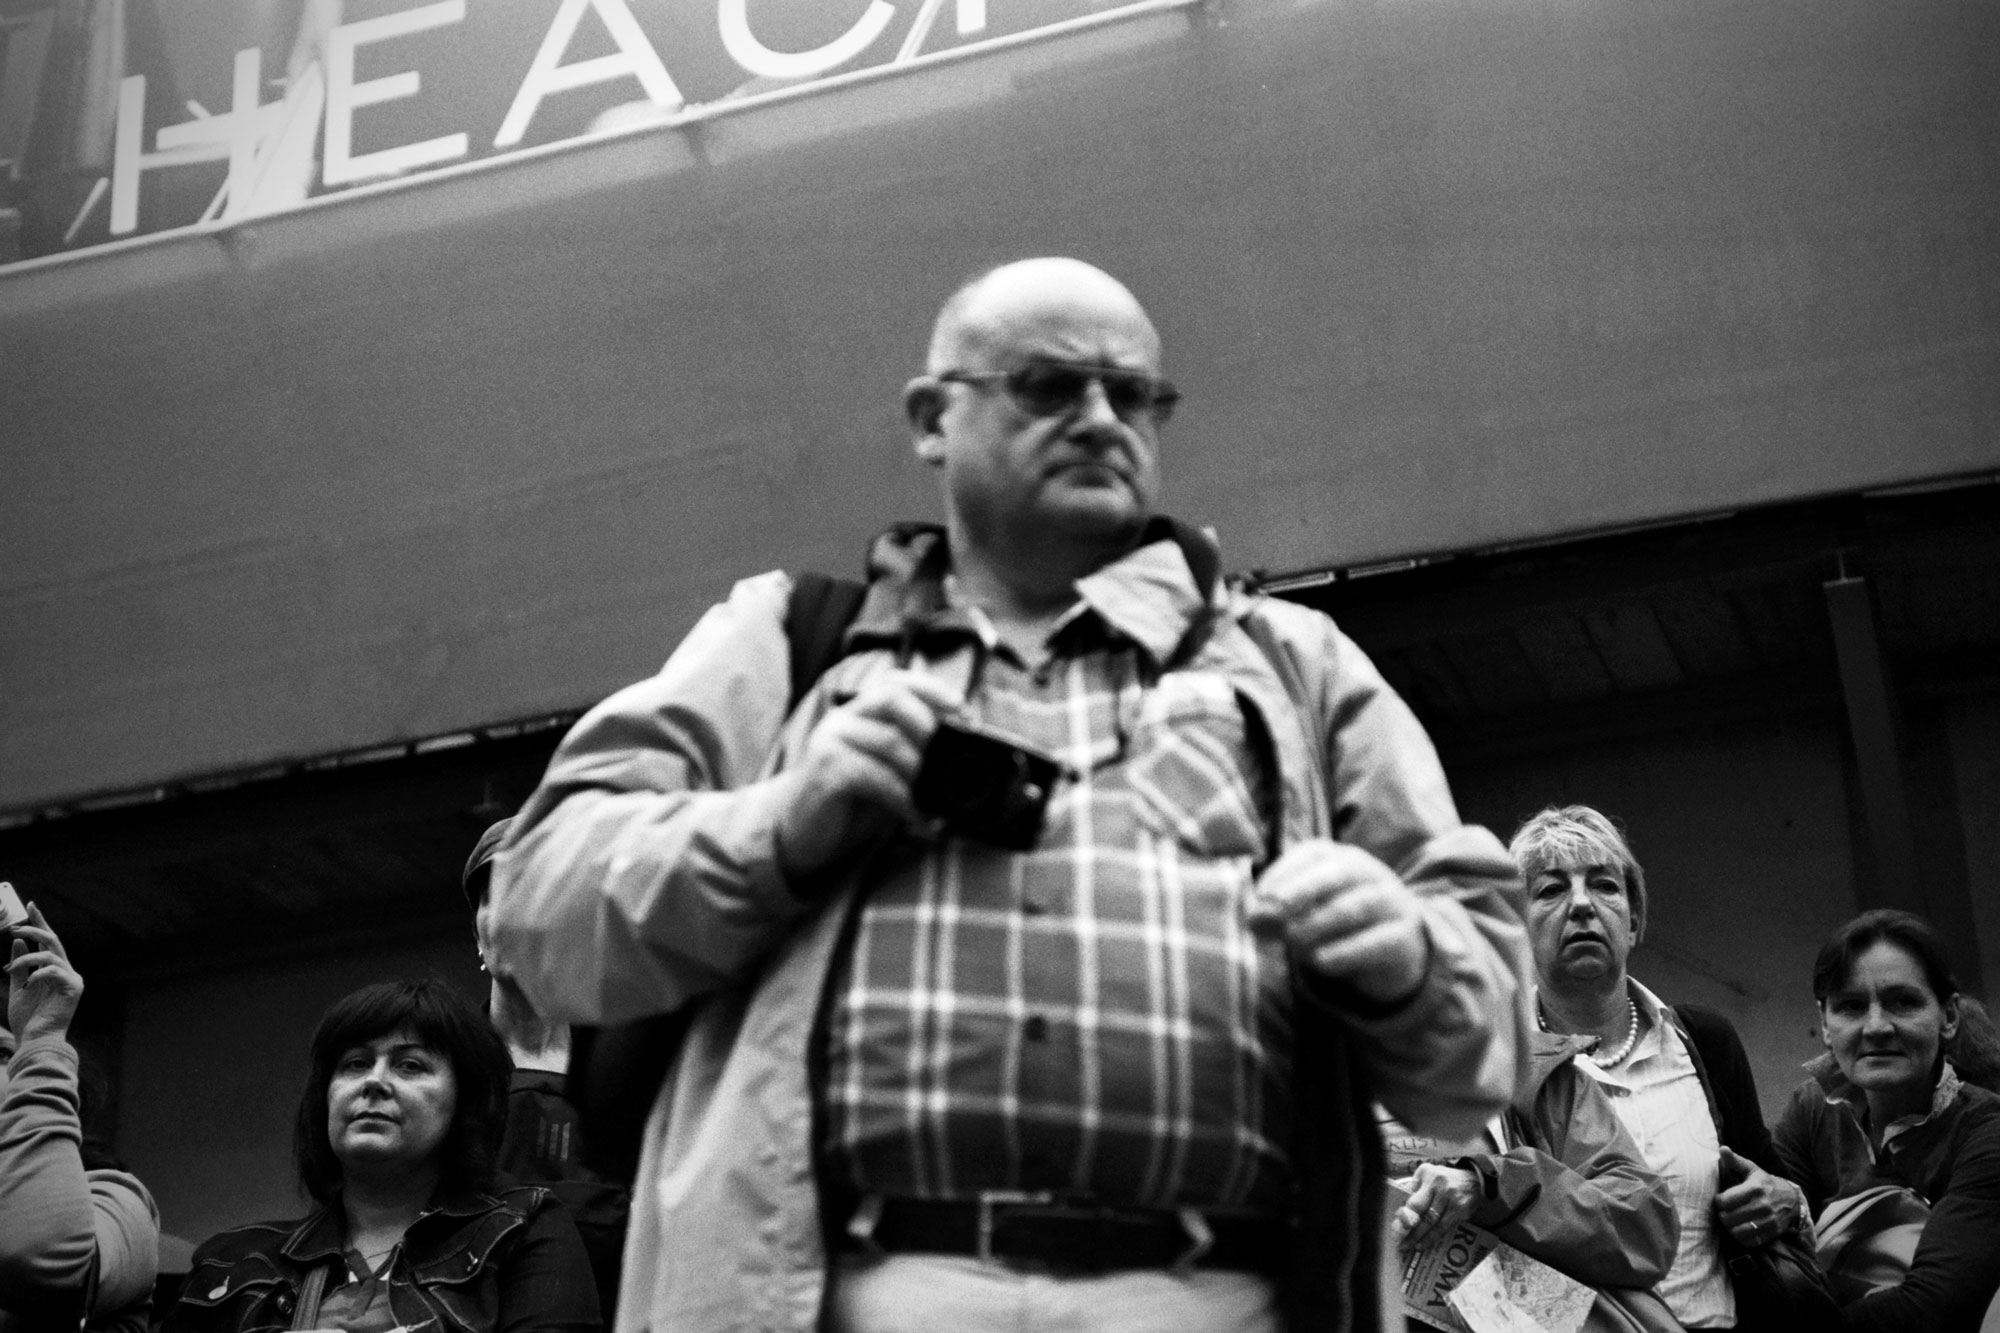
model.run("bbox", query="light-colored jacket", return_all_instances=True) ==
[489,533,1531,1333]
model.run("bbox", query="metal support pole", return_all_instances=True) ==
[1822,573,1922,913]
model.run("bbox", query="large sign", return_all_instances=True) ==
[0,0,1171,265]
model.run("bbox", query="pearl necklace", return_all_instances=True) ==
[1539,997,1641,1068]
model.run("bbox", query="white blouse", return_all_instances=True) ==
[1572,980,1736,1329]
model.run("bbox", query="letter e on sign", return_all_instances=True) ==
[324,0,469,186]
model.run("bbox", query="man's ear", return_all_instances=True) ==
[904,377,948,464]
[1819,1007,1833,1052]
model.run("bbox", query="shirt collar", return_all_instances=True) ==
[1072,536,1212,668]
[1628,978,1668,1024]
[847,520,1218,670]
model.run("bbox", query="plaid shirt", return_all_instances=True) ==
[820,538,1295,1213]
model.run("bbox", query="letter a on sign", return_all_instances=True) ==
[496,0,685,148]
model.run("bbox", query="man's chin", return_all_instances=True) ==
[1038,488,1148,540]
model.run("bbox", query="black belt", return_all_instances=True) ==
[850,1193,1288,1276]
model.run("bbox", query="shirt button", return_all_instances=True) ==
[1024,1015,1049,1042]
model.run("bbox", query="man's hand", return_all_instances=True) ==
[6,903,84,1046]
[771,671,958,876]
[1245,840,1431,1004]
[1393,1163,1482,1249]
[1716,1145,1803,1249]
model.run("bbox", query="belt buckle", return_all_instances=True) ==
[975,1190,1058,1265]
[1172,1207,1215,1275]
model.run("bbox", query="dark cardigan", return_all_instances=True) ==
[1671,1002,1783,1174]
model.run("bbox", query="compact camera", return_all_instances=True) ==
[911,720,1063,851]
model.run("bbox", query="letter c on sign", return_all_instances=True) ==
[718,0,896,80]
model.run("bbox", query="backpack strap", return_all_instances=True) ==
[1233,595,1332,834]
[785,572,867,709]
[568,569,869,1181]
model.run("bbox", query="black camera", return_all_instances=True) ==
[911,720,1062,851]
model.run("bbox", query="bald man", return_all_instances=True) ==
[487,259,1530,1333]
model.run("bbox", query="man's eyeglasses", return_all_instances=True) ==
[936,360,1181,427]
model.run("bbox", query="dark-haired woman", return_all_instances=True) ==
[1772,911,2000,1333]
[164,980,600,1333]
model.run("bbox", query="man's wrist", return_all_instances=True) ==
[770,772,828,881]
[1347,926,1436,1015]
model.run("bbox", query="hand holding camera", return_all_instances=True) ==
[5,892,84,1047]
[773,671,958,876]
[773,672,1067,874]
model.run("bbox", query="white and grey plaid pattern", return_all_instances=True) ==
[822,636,1294,1212]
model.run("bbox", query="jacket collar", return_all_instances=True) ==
[280,1183,502,1262]
[281,1207,348,1263]
[1522,1029,1597,1096]
[845,518,1222,671]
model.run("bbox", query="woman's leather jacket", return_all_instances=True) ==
[162,1185,599,1333]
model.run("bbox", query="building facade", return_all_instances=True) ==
[4,0,1997,1257]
